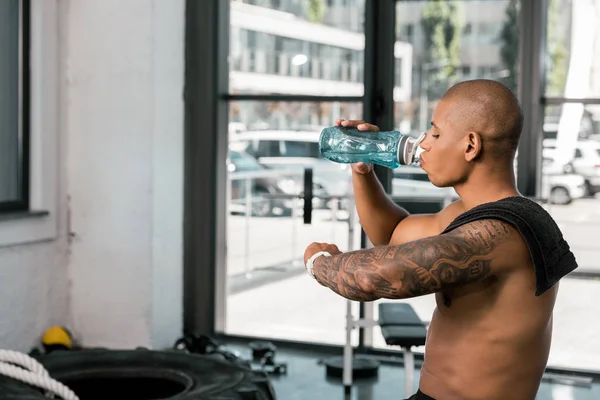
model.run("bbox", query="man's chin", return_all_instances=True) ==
[424,171,452,188]
[429,179,451,188]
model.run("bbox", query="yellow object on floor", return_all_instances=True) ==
[42,326,73,350]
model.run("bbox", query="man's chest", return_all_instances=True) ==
[434,274,501,310]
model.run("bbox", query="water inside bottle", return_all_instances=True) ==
[319,127,400,168]
[321,150,398,166]
[319,127,426,169]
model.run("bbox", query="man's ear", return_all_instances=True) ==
[465,132,482,161]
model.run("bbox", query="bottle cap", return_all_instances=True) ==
[398,131,426,165]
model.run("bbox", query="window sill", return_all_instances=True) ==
[0,210,57,248]
[0,210,50,222]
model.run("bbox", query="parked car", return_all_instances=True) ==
[227,150,294,217]
[543,139,600,194]
[540,157,586,205]
[229,130,352,209]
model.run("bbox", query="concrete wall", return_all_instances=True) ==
[0,243,70,351]
[66,0,185,349]
[0,0,185,351]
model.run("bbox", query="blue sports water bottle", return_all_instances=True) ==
[318,126,426,169]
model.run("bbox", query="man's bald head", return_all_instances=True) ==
[441,79,523,160]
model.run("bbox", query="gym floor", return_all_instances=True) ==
[222,339,600,400]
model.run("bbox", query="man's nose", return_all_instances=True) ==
[420,131,432,151]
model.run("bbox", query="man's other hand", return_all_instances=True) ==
[303,242,341,267]
[335,119,378,175]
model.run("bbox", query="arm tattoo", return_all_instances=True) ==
[313,219,512,302]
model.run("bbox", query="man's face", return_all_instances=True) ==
[419,99,470,187]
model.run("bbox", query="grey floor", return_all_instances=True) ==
[223,340,600,400]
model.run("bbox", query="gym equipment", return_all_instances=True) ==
[302,170,427,394]
[322,355,379,380]
[28,326,78,358]
[303,168,313,224]
[41,326,74,353]
[321,297,381,388]
[248,341,288,375]
[319,194,383,389]
[378,302,427,398]
[174,334,288,376]
[323,301,426,398]
[174,334,222,355]
[1,348,276,400]
[0,350,78,400]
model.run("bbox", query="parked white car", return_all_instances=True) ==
[540,157,587,205]
[229,130,353,209]
[543,139,600,194]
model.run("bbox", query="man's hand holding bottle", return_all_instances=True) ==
[333,118,379,175]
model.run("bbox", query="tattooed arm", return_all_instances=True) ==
[308,219,514,302]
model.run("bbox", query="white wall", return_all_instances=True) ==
[0,0,185,351]
[66,0,185,349]
[0,243,70,351]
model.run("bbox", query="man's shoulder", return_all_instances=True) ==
[436,199,466,231]
[440,196,560,234]
[438,195,577,295]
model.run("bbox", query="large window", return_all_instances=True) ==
[538,0,600,372]
[213,0,600,376]
[224,0,366,345]
[0,0,28,212]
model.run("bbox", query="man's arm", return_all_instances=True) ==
[339,119,410,246]
[311,219,514,302]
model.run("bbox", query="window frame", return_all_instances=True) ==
[0,0,30,213]
[0,0,60,248]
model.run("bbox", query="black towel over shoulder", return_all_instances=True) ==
[440,196,578,296]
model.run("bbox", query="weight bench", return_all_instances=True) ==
[378,302,427,398]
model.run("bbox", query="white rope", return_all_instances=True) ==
[0,350,79,400]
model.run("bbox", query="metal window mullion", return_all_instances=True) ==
[183,0,230,337]
[20,0,30,210]
[358,0,397,351]
[214,0,230,336]
[516,0,547,198]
